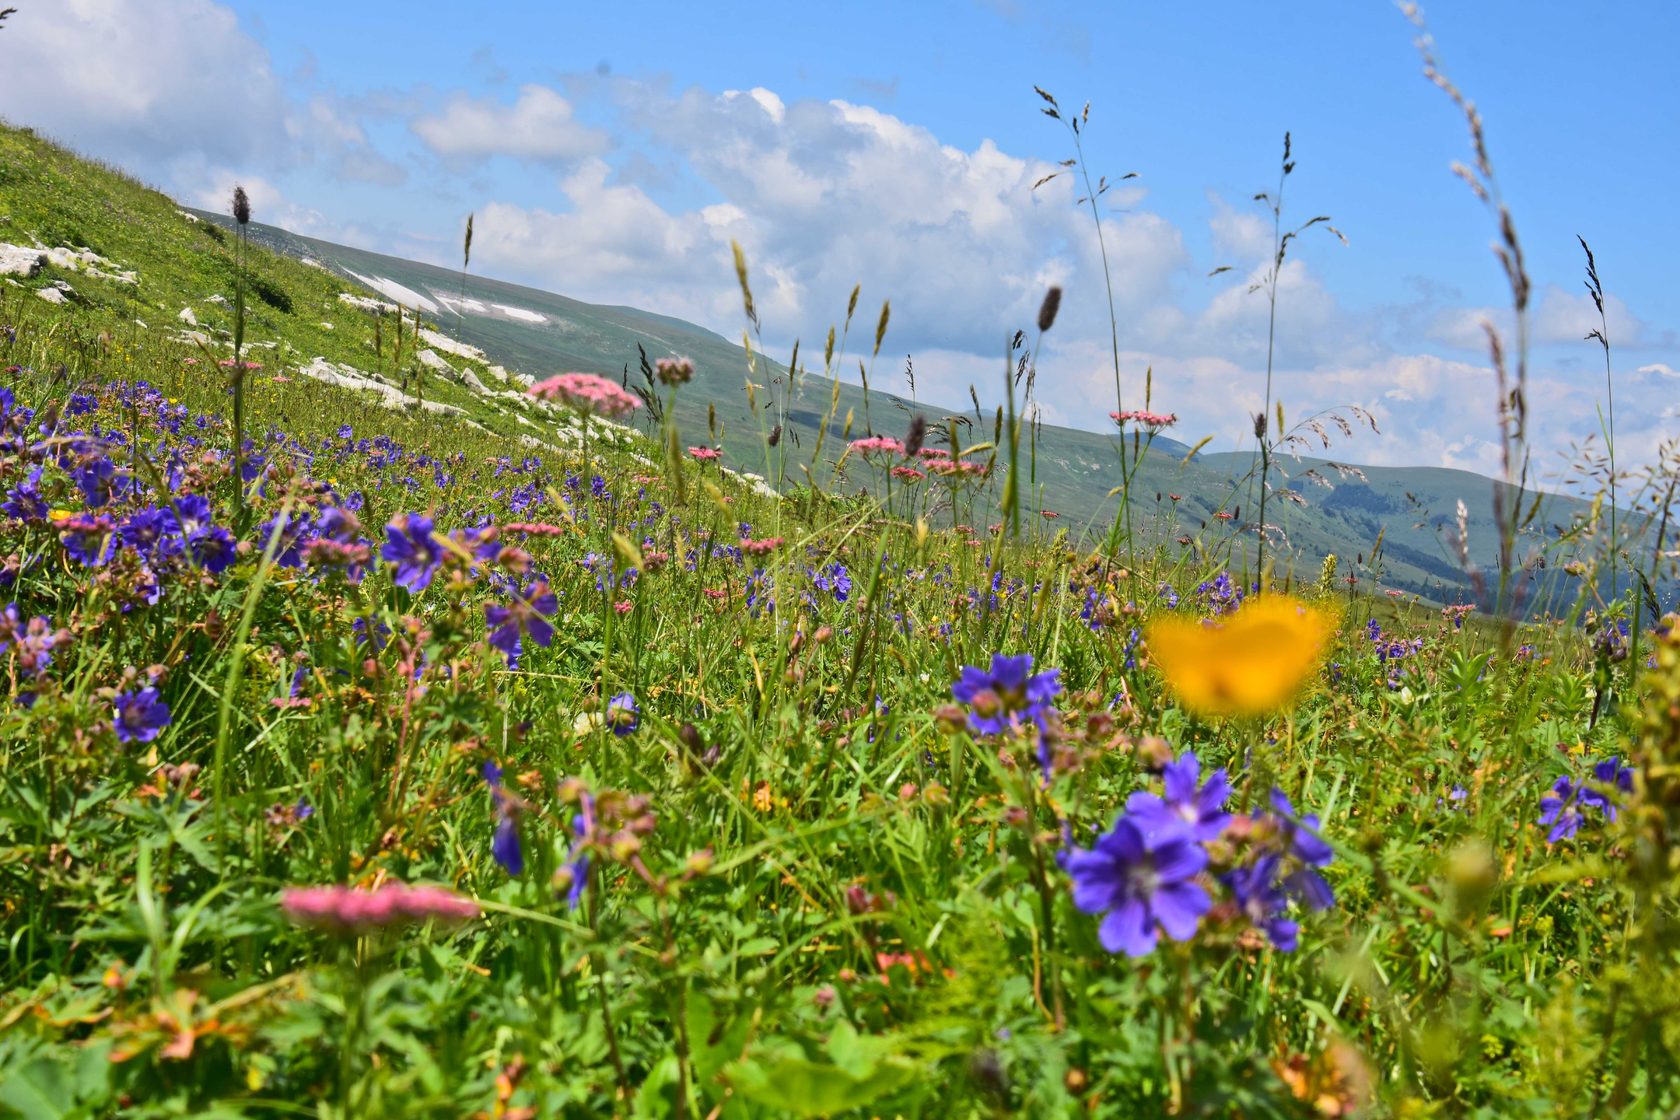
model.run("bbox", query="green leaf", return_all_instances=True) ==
[0,1056,75,1120]
[724,1041,916,1117]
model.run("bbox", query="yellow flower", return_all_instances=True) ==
[1147,595,1336,717]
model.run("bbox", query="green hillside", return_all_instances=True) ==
[190,206,1643,611]
[1,119,1645,610]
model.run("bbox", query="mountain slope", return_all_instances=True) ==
[1,118,1645,610]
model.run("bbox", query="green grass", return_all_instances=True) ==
[1,121,1678,1120]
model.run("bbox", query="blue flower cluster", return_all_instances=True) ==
[1063,753,1335,956]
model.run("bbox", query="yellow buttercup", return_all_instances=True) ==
[1147,595,1336,717]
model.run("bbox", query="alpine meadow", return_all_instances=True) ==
[3,3,1680,1118]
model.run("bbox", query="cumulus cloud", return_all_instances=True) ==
[470,81,1190,363]
[411,84,609,163]
[0,0,288,169]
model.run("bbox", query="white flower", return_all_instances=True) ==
[573,711,604,736]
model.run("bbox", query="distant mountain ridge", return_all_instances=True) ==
[184,207,1659,614]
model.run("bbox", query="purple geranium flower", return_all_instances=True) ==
[59,515,117,567]
[1538,776,1583,842]
[1266,789,1335,911]
[482,761,524,875]
[113,686,171,744]
[484,579,558,669]
[1578,756,1634,822]
[606,691,640,736]
[1126,751,1232,843]
[1226,851,1299,952]
[951,652,1061,736]
[381,513,443,592]
[1064,814,1211,957]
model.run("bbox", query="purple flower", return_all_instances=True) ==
[484,579,558,669]
[1579,756,1634,821]
[1126,751,1232,843]
[381,513,443,592]
[119,506,182,559]
[1064,814,1211,956]
[1266,789,1335,910]
[482,762,524,875]
[113,686,171,744]
[1225,852,1299,952]
[607,691,640,736]
[59,515,117,567]
[1538,776,1583,842]
[951,653,1061,736]
[2,478,47,522]
[561,793,596,909]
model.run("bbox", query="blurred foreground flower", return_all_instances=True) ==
[282,884,478,933]
[527,372,638,419]
[1147,595,1334,717]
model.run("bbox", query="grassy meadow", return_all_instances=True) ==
[0,82,1678,1120]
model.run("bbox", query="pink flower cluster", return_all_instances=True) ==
[741,536,784,556]
[281,883,479,933]
[1109,409,1178,429]
[502,521,570,537]
[848,436,906,458]
[688,446,720,461]
[921,449,989,478]
[527,372,639,418]
[654,356,695,386]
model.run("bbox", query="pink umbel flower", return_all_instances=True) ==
[688,446,720,461]
[654,356,695,386]
[741,536,784,556]
[527,372,639,418]
[848,435,906,458]
[281,883,480,933]
[890,466,925,483]
[1109,409,1178,429]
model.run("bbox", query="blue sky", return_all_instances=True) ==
[5,0,1677,481]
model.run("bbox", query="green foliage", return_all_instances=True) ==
[0,118,1677,1120]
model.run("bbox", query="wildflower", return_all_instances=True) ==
[1579,756,1634,821]
[1147,595,1335,718]
[848,435,906,459]
[654,356,695,386]
[483,762,524,875]
[281,883,478,933]
[527,371,639,418]
[688,446,720,461]
[1064,814,1211,956]
[113,686,171,744]
[484,579,558,668]
[59,514,117,567]
[381,513,443,592]
[606,691,640,736]
[1225,852,1299,951]
[1110,409,1179,429]
[555,790,596,909]
[1126,751,1232,843]
[951,653,1061,736]
[1538,776,1584,843]
[812,562,852,602]
[1265,790,1335,910]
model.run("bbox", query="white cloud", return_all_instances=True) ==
[1532,285,1645,346]
[0,0,288,168]
[411,84,609,163]
[1207,191,1273,263]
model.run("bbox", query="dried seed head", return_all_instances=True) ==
[232,185,251,226]
[1036,285,1062,333]
[904,413,928,457]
